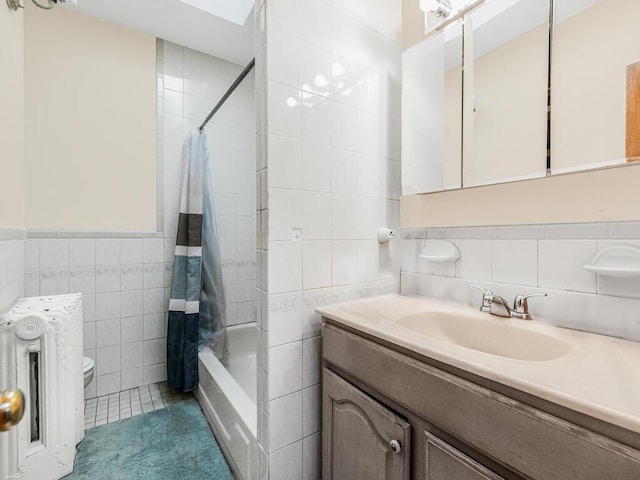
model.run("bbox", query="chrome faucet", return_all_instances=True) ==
[468,284,512,317]
[468,284,547,320]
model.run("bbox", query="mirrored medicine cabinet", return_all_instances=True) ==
[402,0,640,196]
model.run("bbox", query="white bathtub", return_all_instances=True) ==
[195,323,257,480]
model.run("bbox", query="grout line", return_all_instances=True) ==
[84,381,194,430]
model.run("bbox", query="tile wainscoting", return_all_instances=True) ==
[0,229,25,313]
[400,222,640,341]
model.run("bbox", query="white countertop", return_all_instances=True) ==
[317,294,640,434]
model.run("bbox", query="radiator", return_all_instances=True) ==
[0,294,83,480]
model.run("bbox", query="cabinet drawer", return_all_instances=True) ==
[425,432,505,480]
[323,323,640,480]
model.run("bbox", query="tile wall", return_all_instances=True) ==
[24,236,168,398]
[401,223,640,341]
[254,0,404,478]
[0,231,25,313]
[24,40,256,399]
[159,41,257,329]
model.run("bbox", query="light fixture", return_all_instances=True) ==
[419,0,453,18]
[6,0,76,11]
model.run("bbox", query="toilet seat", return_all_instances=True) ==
[82,356,94,374]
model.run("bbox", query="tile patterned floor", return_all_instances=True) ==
[84,382,195,429]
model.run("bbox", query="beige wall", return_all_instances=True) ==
[403,0,425,51]
[552,0,640,172]
[402,164,640,227]
[25,4,157,231]
[0,7,24,228]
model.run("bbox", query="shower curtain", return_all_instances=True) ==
[167,131,228,392]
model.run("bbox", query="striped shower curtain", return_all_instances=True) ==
[167,131,228,392]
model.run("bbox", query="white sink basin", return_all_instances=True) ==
[317,294,640,433]
[397,310,571,361]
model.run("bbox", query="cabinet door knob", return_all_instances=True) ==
[390,439,402,453]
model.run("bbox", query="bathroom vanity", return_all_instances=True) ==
[319,295,640,479]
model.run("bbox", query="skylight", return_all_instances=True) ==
[177,0,255,26]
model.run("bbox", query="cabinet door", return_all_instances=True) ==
[323,369,411,480]
[424,432,505,480]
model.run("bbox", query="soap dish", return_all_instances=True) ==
[419,240,460,263]
[583,245,640,277]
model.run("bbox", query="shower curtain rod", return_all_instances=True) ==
[198,57,256,133]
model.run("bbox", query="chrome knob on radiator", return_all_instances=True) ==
[0,389,25,432]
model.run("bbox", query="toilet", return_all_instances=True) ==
[83,356,94,387]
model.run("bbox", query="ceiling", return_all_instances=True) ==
[63,0,255,66]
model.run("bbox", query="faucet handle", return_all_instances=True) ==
[468,283,491,295]
[513,293,547,320]
[468,284,493,312]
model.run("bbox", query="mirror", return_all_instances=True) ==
[402,0,640,196]
[402,20,463,194]
[402,0,551,195]
[463,0,550,187]
[551,0,640,174]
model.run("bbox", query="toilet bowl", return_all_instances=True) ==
[83,356,94,388]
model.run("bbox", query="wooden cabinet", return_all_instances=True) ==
[424,432,504,480]
[323,369,411,480]
[322,322,640,480]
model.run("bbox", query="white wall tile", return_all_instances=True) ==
[492,240,538,287]
[268,242,302,293]
[302,432,321,480]
[96,292,121,320]
[69,239,95,267]
[144,313,166,340]
[302,385,321,436]
[122,316,144,344]
[539,240,597,293]
[269,391,303,451]
[40,239,68,268]
[97,372,121,397]
[270,441,303,480]
[302,142,331,193]
[302,337,321,388]
[454,240,491,281]
[121,342,143,369]
[267,29,302,89]
[25,239,39,270]
[96,318,121,348]
[96,239,120,266]
[331,101,357,151]
[331,148,357,195]
[302,192,331,240]
[301,0,331,48]
[268,292,303,347]
[268,341,303,399]
[120,238,143,264]
[143,238,164,264]
[331,240,357,285]
[268,81,302,139]
[303,241,331,289]
[546,223,610,239]
[121,368,144,390]
[269,135,302,189]
[357,240,380,283]
[269,189,302,241]
[143,338,166,366]
[97,345,121,375]
[331,195,358,239]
